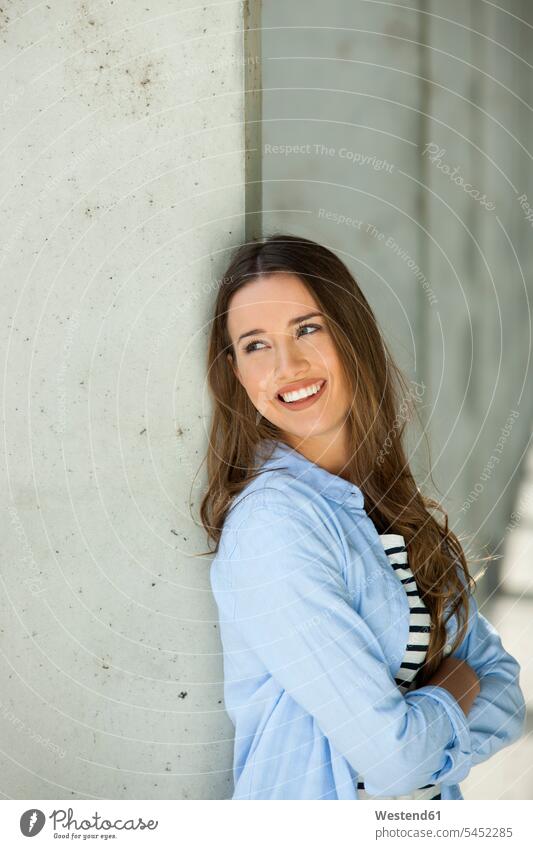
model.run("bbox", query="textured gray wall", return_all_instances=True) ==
[1,1,246,799]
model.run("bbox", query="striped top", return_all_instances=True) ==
[357,533,442,801]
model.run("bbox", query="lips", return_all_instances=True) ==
[276,378,326,399]
[275,378,328,409]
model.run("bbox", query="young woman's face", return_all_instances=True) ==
[226,273,353,443]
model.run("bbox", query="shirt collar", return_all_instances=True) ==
[254,438,365,509]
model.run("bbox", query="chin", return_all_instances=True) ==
[288,422,333,440]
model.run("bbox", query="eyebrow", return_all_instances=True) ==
[237,312,324,344]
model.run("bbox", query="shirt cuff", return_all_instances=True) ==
[405,684,473,785]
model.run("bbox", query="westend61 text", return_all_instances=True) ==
[375,809,441,819]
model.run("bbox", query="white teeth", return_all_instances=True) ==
[280,381,324,403]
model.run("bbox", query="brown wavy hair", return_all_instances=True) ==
[198,232,486,685]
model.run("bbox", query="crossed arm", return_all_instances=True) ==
[433,592,527,774]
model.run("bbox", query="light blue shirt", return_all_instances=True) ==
[210,438,526,799]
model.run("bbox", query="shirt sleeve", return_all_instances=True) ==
[446,590,527,775]
[215,490,473,796]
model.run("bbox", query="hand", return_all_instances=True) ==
[425,656,481,717]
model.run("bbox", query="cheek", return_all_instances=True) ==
[320,343,343,379]
[321,349,350,398]
[239,359,271,399]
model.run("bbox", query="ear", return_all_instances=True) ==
[227,351,243,386]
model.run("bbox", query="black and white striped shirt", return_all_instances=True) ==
[357,533,442,801]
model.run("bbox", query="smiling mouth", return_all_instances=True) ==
[276,379,327,406]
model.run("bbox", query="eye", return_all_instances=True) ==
[297,322,322,337]
[242,323,322,354]
[244,338,267,354]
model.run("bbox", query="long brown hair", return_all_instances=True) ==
[199,232,485,685]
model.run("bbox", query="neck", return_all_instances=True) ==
[281,425,352,480]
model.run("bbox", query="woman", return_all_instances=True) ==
[201,233,526,800]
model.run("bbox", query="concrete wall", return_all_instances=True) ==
[1,0,249,799]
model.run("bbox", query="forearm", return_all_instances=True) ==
[464,671,526,766]
[422,658,525,775]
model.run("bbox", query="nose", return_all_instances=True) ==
[273,333,309,379]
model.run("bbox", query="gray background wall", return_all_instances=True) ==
[1,0,246,800]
